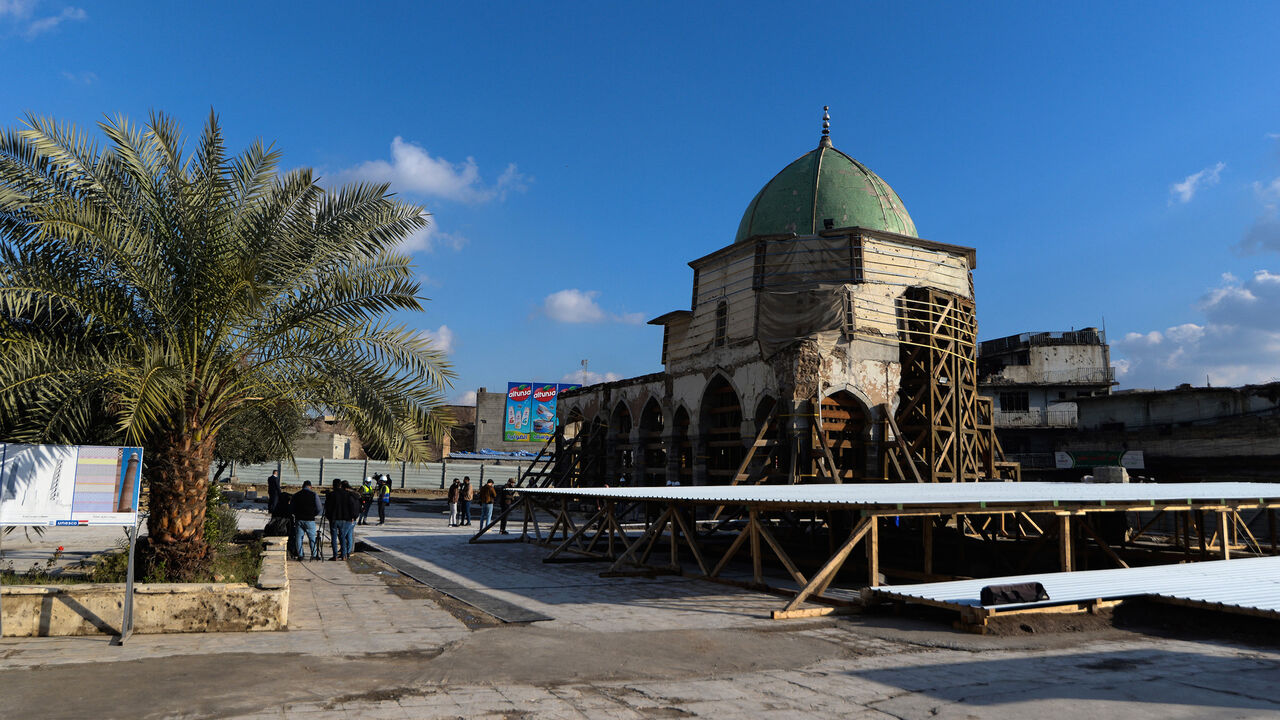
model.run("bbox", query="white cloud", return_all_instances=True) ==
[561,370,621,385]
[1169,162,1225,204]
[399,222,468,254]
[60,70,96,84]
[542,289,645,324]
[339,137,528,204]
[1113,270,1280,388]
[544,289,606,323]
[0,0,36,18]
[1236,178,1280,254]
[452,390,477,406]
[419,325,455,355]
[23,5,83,37]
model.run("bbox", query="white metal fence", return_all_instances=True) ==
[213,459,534,490]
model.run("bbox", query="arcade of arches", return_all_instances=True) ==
[557,379,876,487]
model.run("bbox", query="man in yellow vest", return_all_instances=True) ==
[358,478,375,525]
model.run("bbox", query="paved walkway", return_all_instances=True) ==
[2,500,1279,719]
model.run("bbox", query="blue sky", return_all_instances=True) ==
[4,1,1280,400]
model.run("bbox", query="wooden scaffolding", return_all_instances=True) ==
[886,286,1018,482]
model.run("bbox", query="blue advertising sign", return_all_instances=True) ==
[504,382,533,442]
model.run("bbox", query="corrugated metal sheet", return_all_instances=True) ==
[873,557,1280,614]
[518,481,1280,508]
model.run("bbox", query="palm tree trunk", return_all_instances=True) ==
[146,428,215,580]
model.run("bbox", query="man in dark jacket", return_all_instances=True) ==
[478,479,497,529]
[324,478,358,560]
[498,479,517,534]
[291,480,322,561]
[266,470,281,514]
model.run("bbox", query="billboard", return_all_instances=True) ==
[504,382,533,442]
[530,384,559,442]
[0,444,144,526]
[502,382,583,442]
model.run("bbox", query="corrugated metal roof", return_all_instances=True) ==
[518,482,1280,508]
[872,556,1280,615]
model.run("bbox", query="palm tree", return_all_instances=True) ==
[0,111,453,579]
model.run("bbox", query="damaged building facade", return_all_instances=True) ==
[555,115,1012,487]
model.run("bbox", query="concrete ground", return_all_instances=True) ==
[2,500,1279,719]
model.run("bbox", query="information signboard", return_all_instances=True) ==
[0,443,143,526]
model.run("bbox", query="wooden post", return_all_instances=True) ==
[1219,510,1231,560]
[1195,510,1208,559]
[1270,509,1277,555]
[866,515,880,587]
[1058,514,1073,572]
[1181,513,1191,561]
[923,518,934,575]
[749,509,763,585]
[780,515,875,612]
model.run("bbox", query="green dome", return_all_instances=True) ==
[735,138,916,243]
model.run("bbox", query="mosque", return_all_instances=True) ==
[554,110,1015,488]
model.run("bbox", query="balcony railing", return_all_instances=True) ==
[993,408,1078,428]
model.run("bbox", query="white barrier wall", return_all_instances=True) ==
[213,459,530,490]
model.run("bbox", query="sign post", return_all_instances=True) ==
[117,512,144,645]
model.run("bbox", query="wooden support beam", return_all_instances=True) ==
[923,517,934,575]
[781,515,875,613]
[1058,514,1073,572]
[1128,510,1166,543]
[1233,510,1264,556]
[885,412,926,483]
[709,518,753,578]
[866,515,880,587]
[640,506,673,567]
[1077,516,1129,569]
[1271,509,1277,554]
[749,509,764,585]
[1195,510,1208,559]
[771,606,860,620]
[671,507,710,576]
[607,506,671,572]
[755,517,807,587]
[544,505,607,561]
[1219,510,1231,560]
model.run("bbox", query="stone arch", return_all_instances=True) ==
[608,400,634,483]
[672,405,693,485]
[700,374,743,484]
[818,389,873,482]
[752,395,788,484]
[639,397,666,486]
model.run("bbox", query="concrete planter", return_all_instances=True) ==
[0,537,289,637]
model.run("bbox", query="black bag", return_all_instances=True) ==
[264,516,291,536]
[980,582,1049,606]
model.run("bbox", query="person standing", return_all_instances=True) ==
[339,481,360,558]
[325,478,356,560]
[478,479,497,529]
[498,478,516,534]
[447,479,461,526]
[459,477,474,526]
[291,480,322,561]
[266,470,281,515]
[358,477,375,525]
[376,475,391,525]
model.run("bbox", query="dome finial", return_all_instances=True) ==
[819,105,832,147]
